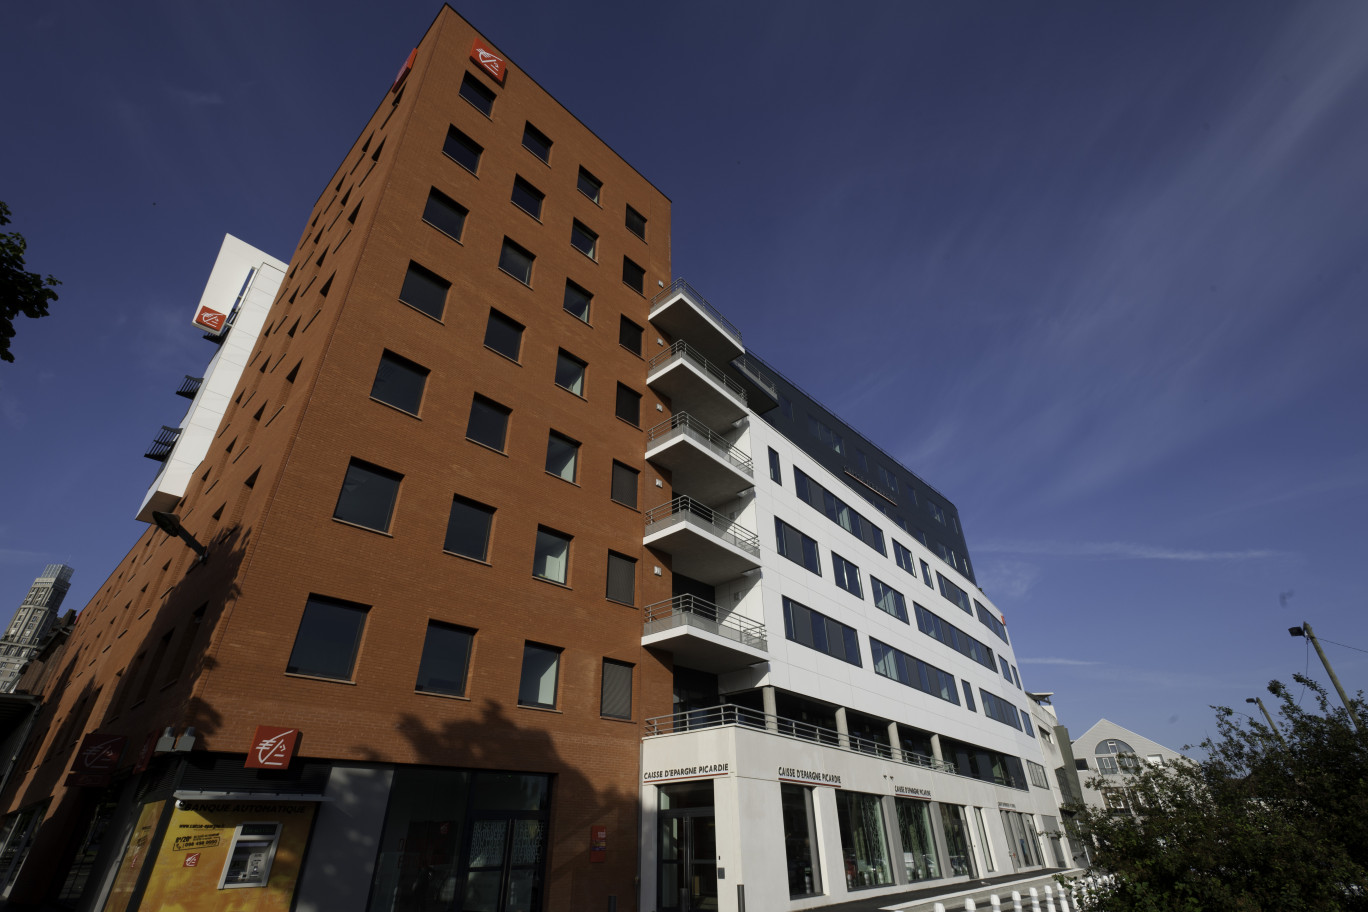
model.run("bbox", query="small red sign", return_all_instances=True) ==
[393,47,417,92]
[589,825,607,863]
[245,725,300,769]
[72,733,126,774]
[193,305,227,334]
[184,853,200,868]
[470,39,507,85]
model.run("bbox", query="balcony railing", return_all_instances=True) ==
[644,703,962,776]
[144,426,182,462]
[643,595,767,650]
[730,354,778,401]
[651,278,743,348]
[842,465,898,505]
[644,496,760,556]
[646,414,753,476]
[648,341,747,404]
[176,376,204,400]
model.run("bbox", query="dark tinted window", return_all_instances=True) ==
[483,309,524,361]
[783,597,861,667]
[622,257,645,293]
[618,316,643,355]
[615,384,641,425]
[570,220,597,258]
[443,126,483,173]
[775,518,821,575]
[522,122,552,162]
[611,461,638,508]
[832,553,862,598]
[370,351,428,415]
[545,431,579,482]
[423,188,467,240]
[768,447,781,483]
[625,205,646,240]
[511,176,544,219]
[601,659,633,719]
[577,168,602,203]
[498,239,534,285]
[466,395,511,451]
[334,460,401,532]
[399,261,449,320]
[444,495,494,560]
[563,281,592,322]
[555,350,586,396]
[287,595,368,680]
[459,72,495,116]
[606,552,636,604]
[415,622,474,696]
[518,643,560,708]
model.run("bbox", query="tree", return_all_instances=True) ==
[1068,675,1367,912]
[0,201,61,363]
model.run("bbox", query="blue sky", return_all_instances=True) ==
[2,1,1365,754]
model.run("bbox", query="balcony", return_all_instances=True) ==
[176,375,204,400]
[642,595,767,672]
[144,426,182,462]
[647,341,747,428]
[645,414,754,504]
[728,354,779,414]
[643,496,761,585]
[649,279,743,368]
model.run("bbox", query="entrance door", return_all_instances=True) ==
[461,813,546,912]
[659,810,717,912]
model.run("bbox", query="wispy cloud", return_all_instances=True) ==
[974,559,1041,599]
[1021,657,1101,667]
[0,547,49,565]
[976,540,1285,562]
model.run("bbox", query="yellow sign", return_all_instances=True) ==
[173,833,222,851]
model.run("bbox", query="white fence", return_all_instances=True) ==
[929,874,1116,912]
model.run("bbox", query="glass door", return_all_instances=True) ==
[659,811,717,912]
[461,813,546,912]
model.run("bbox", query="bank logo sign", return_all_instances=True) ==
[193,305,228,335]
[470,39,507,85]
[245,725,300,769]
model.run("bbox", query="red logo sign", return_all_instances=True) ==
[245,726,300,769]
[184,853,200,868]
[470,39,506,85]
[589,825,607,863]
[72,733,126,774]
[193,305,227,334]
[393,47,417,92]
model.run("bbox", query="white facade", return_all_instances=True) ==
[136,235,285,523]
[638,286,1072,912]
[1071,718,1186,813]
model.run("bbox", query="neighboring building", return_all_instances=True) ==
[0,8,1073,912]
[1070,719,1186,814]
[0,565,74,694]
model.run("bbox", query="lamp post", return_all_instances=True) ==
[1289,623,1364,737]
[1244,697,1285,745]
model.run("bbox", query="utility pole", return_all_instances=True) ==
[1290,622,1365,737]
[1245,697,1286,745]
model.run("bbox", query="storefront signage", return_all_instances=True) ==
[73,732,126,772]
[193,305,228,335]
[894,785,931,799]
[642,763,728,783]
[777,766,841,787]
[998,801,1017,809]
[183,853,200,868]
[245,726,300,769]
[589,825,607,863]
[392,47,417,92]
[470,39,507,85]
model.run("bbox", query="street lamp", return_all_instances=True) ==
[1244,697,1285,745]
[151,511,208,564]
[1289,622,1364,737]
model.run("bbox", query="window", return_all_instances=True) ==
[835,791,893,889]
[793,468,886,555]
[937,573,972,613]
[483,309,524,361]
[498,238,534,286]
[286,595,367,680]
[929,502,946,524]
[920,560,933,587]
[775,518,821,575]
[399,261,449,320]
[533,527,571,584]
[897,799,942,883]
[870,638,958,704]
[611,461,639,508]
[511,176,545,219]
[622,257,645,293]
[783,597,861,666]
[1020,709,1035,735]
[443,126,482,173]
[832,553,862,598]
[466,395,511,452]
[1012,664,1022,689]
[619,316,643,355]
[1000,656,1013,682]
[415,621,474,696]
[570,220,598,258]
[459,71,495,116]
[563,280,592,322]
[333,459,401,532]
[545,431,579,482]
[555,350,586,396]
[444,495,494,560]
[625,205,646,240]
[615,383,641,425]
[807,415,845,455]
[871,578,908,622]
[369,351,428,415]
[893,541,914,574]
[601,659,633,719]
[575,167,602,203]
[518,643,560,708]
[606,552,636,604]
[877,465,899,495]
[422,188,467,241]
[914,603,997,670]
[768,447,781,484]
[976,599,1010,644]
[521,122,552,162]
[979,690,1024,730]
[962,681,977,711]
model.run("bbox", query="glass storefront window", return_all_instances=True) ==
[937,803,977,878]
[835,791,892,889]
[973,807,997,873]
[894,798,941,882]
[780,785,821,896]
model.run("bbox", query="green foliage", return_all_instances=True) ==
[0,201,61,363]
[1070,675,1367,912]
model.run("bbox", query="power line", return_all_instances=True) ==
[1318,636,1368,655]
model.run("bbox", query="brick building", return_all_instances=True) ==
[0,7,1072,912]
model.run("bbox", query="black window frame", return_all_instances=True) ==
[443,126,483,173]
[545,430,580,483]
[554,349,587,396]
[577,167,602,203]
[444,494,495,561]
[600,659,633,720]
[615,383,641,426]
[618,316,643,355]
[414,621,476,697]
[370,350,429,416]
[286,594,369,681]
[518,642,561,708]
[498,238,535,286]
[625,205,647,240]
[611,461,639,509]
[398,261,450,321]
[459,71,496,116]
[521,122,553,163]
[511,175,545,220]
[606,551,637,605]
[783,596,861,667]
[482,308,525,362]
[570,219,598,259]
[333,459,402,533]
[466,394,512,452]
[775,518,821,575]
[422,187,468,241]
[622,256,645,294]
[563,280,592,323]
[832,553,863,598]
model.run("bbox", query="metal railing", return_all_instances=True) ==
[730,354,778,402]
[648,341,747,404]
[643,595,767,650]
[144,426,182,462]
[646,414,753,476]
[176,376,204,400]
[842,465,899,505]
[643,497,761,555]
[650,278,743,348]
